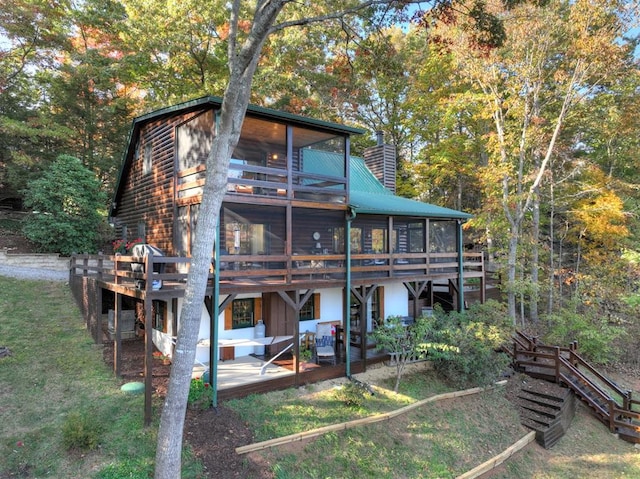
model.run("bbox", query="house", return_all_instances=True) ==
[70,96,485,411]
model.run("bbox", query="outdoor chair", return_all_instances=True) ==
[315,336,336,365]
[315,323,336,365]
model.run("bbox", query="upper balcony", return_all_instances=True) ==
[176,112,351,206]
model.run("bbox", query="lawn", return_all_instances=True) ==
[1,274,639,478]
[0,277,203,478]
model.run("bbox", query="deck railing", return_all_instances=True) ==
[504,330,640,443]
[69,251,485,290]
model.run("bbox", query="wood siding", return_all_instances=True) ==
[115,108,210,255]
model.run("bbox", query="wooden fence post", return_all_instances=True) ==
[608,399,616,432]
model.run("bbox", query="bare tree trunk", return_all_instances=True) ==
[506,231,518,323]
[547,178,555,315]
[530,186,540,323]
[154,1,284,477]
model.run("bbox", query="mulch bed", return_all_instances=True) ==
[103,339,273,479]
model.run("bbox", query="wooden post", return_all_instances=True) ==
[114,254,120,285]
[96,285,102,344]
[144,297,153,426]
[114,293,122,376]
[623,390,631,411]
[554,347,560,383]
[609,399,616,432]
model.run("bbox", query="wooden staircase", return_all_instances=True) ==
[504,331,640,445]
[517,379,576,448]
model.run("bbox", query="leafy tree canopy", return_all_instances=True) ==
[22,154,108,255]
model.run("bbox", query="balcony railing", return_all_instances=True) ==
[69,252,484,293]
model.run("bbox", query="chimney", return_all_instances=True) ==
[364,131,397,193]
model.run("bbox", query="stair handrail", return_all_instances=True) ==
[514,330,537,351]
[565,349,632,410]
[557,355,611,417]
[512,331,632,411]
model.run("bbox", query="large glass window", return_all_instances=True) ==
[222,205,286,255]
[430,220,457,253]
[224,222,269,255]
[370,228,388,253]
[393,220,425,253]
[177,111,213,172]
[350,227,362,254]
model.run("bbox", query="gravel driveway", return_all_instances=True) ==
[0,264,68,282]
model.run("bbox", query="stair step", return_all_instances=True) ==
[517,391,563,409]
[520,417,549,432]
[618,426,640,444]
[510,331,637,448]
[519,403,560,420]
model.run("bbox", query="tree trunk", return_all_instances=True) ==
[529,186,540,323]
[506,231,518,324]
[154,2,284,477]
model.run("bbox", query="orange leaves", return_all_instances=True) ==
[574,190,629,248]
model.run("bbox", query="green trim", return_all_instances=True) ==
[133,96,366,135]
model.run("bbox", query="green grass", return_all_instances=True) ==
[2,275,639,478]
[230,383,526,479]
[0,217,22,232]
[227,367,640,478]
[0,276,203,479]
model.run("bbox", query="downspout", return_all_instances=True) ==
[457,219,465,311]
[211,110,221,407]
[345,207,355,377]
[211,218,220,407]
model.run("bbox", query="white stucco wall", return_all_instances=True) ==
[383,282,410,318]
[168,282,410,365]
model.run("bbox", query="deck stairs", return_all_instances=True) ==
[504,331,640,445]
[517,379,576,448]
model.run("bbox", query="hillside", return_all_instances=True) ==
[0,210,37,254]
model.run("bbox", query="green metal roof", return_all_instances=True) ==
[349,156,472,220]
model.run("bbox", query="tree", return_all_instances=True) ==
[370,315,432,392]
[22,154,107,255]
[0,0,70,194]
[431,0,635,322]
[149,2,529,477]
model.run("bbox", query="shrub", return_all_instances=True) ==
[62,411,102,451]
[425,302,512,388]
[188,377,211,409]
[543,306,624,364]
[22,154,107,255]
[334,381,368,408]
[371,315,434,392]
[430,321,511,388]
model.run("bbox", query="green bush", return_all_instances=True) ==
[426,302,512,388]
[334,381,368,408]
[22,154,107,255]
[543,306,624,364]
[62,411,102,451]
[430,322,511,387]
[188,377,211,408]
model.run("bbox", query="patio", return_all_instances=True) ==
[192,354,294,390]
